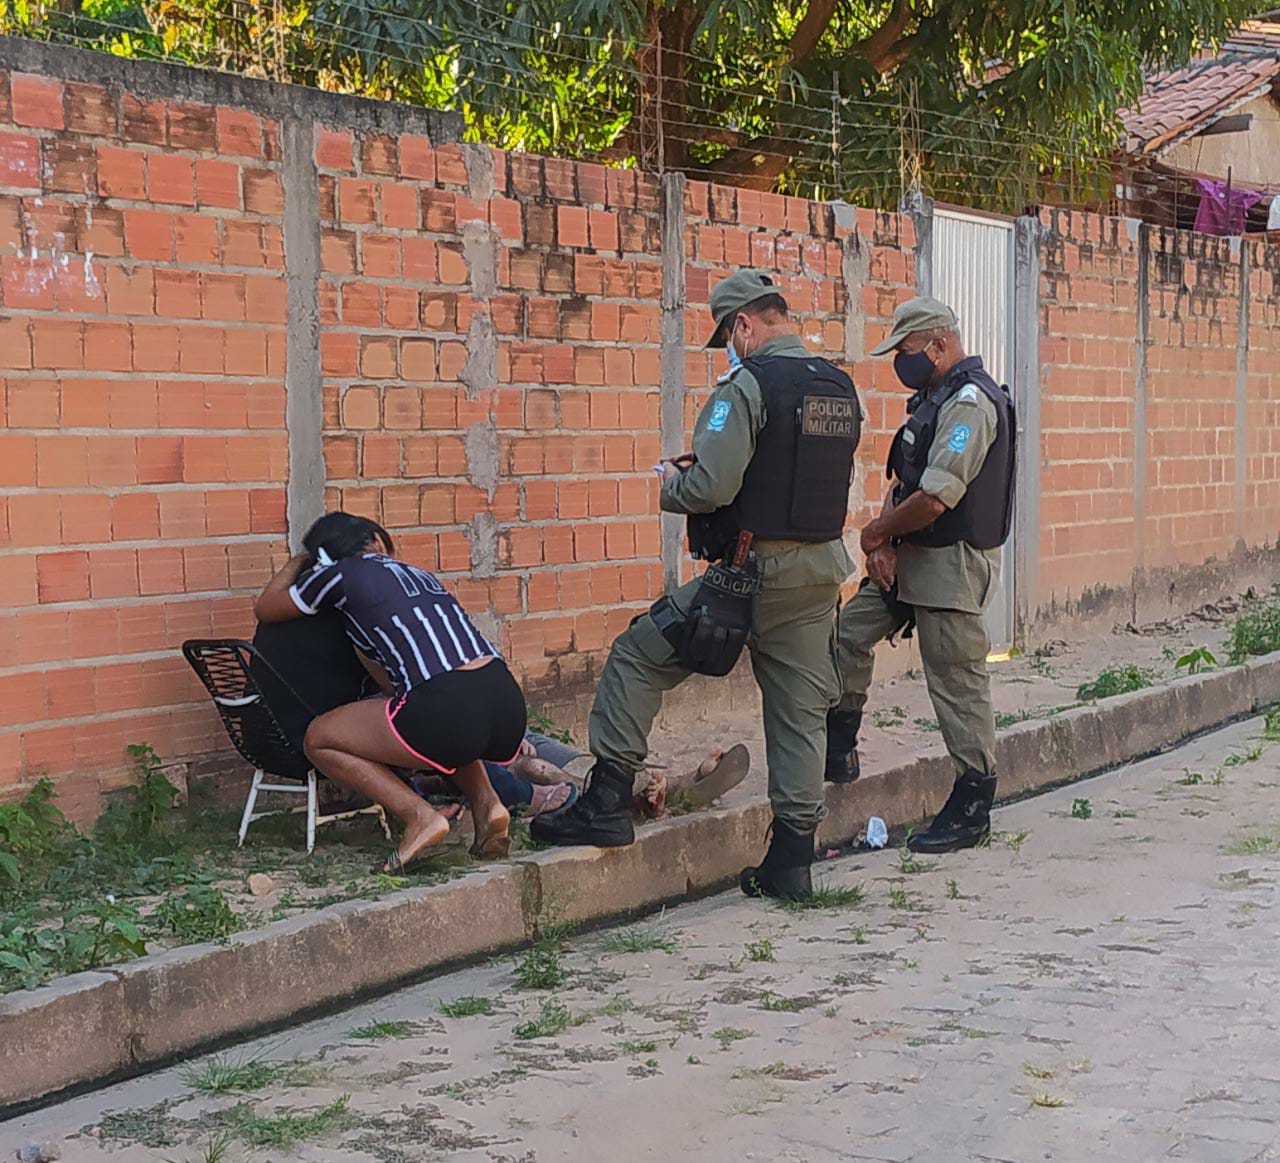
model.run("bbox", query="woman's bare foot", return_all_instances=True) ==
[470,802,511,859]
[375,805,452,874]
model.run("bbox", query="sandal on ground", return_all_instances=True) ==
[469,830,511,859]
[373,848,435,876]
[680,743,752,809]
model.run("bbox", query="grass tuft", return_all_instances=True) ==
[346,1019,418,1040]
[228,1095,352,1149]
[513,1000,572,1040]
[439,995,494,1019]
[180,1053,299,1095]
[599,926,677,955]
[781,883,865,912]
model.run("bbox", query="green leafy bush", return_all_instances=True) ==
[1228,592,1280,664]
[149,884,240,944]
[1076,665,1158,702]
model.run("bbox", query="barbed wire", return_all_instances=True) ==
[2,0,1127,212]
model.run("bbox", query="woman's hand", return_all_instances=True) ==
[254,551,313,623]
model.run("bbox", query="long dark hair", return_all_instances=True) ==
[301,511,393,568]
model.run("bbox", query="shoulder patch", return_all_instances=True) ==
[707,399,732,432]
[958,384,980,404]
[946,423,972,453]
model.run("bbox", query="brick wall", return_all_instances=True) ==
[315,138,666,696]
[1246,239,1280,540]
[1,41,1279,815]
[1034,209,1280,623]
[0,64,289,818]
[1037,211,1141,603]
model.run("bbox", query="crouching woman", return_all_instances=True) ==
[255,512,527,870]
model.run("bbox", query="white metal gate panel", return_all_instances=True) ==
[931,209,1016,652]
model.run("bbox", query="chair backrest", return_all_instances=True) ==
[182,639,314,779]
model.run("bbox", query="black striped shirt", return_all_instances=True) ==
[289,554,496,696]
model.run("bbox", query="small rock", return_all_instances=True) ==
[247,873,275,897]
[16,1142,61,1163]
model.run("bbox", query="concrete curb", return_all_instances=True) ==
[4,655,1279,1111]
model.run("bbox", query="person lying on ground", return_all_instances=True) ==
[251,616,576,819]
[254,511,527,872]
[409,734,581,817]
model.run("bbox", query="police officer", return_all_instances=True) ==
[533,270,861,901]
[825,296,1014,854]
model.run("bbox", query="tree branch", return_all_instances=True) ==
[854,0,916,74]
[788,0,839,64]
[702,138,792,189]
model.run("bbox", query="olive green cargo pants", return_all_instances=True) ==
[835,579,997,776]
[589,576,841,829]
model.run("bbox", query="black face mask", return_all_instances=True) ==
[893,348,936,391]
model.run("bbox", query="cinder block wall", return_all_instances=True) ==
[0,39,1278,818]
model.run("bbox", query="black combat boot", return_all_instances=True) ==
[907,768,997,854]
[529,760,636,848]
[824,708,862,784]
[739,818,815,901]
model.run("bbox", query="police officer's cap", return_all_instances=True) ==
[705,269,781,349]
[870,296,959,356]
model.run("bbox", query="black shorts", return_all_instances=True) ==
[385,660,527,774]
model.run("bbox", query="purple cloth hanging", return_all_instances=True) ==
[1194,178,1263,236]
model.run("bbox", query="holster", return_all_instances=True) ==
[880,581,916,643]
[650,559,761,677]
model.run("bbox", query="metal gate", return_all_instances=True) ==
[930,208,1017,652]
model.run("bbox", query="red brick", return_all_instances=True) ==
[423,189,457,233]
[146,153,195,205]
[0,133,40,190]
[122,95,166,145]
[37,551,90,602]
[12,74,64,130]
[195,158,241,209]
[557,205,589,248]
[63,82,115,136]
[217,108,263,158]
[399,136,435,181]
[168,103,217,151]
[244,168,283,215]
[363,233,401,277]
[380,181,420,230]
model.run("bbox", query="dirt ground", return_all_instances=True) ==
[647,590,1248,810]
[10,713,1280,1162]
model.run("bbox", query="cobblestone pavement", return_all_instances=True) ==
[9,716,1280,1163]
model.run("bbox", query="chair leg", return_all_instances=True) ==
[376,805,392,842]
[306,770,318,855]
[238,770,263,847]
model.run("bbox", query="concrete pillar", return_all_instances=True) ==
[1134,223,1151,577]
[659,172,688,595]
[281,117,324,550]
[1011,215,1042,638]
[904,192,934,297]
[1234,241,1251,542]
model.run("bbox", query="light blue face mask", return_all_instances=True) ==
[726,340,742,372]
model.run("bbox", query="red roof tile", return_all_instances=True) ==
[1122,49,1280,155]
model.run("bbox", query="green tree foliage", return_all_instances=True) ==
[1,0,1259,207]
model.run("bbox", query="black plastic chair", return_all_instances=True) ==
[182,639,389,853]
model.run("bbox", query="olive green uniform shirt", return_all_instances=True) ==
[659,334,853,589]
[896,382,1001,614]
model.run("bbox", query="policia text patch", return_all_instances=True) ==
[802,396,856,439]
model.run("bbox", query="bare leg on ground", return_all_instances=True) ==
[304,700,454,871]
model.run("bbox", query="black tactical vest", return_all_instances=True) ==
[886,356,1014,550]
[688,353,860,561]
